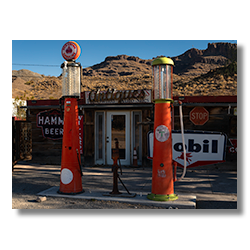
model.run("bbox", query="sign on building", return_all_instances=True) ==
[37,109,84,153]
[37,109,64,140]
[84,89,152,104]
[147,130,226,168]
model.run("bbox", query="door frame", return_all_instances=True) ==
[94,111,105,165]
[106,111,130,165]
[131,111,142,165]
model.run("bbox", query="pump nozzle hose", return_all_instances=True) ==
[176,102,187,181]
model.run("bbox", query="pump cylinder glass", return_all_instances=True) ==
[152,57,174,101]
[62,61,81,98]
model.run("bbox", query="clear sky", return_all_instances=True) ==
[12,40,236,77]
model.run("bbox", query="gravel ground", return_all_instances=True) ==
[12,194,170,209]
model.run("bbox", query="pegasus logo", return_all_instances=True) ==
[175,152,193,164]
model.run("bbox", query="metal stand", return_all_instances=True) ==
[103,139,136,198]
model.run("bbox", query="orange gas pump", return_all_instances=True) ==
[58,41,84,194]
[147,57,178,201]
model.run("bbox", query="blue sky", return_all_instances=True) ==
[12,40,236,77]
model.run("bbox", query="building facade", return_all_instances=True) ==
[25,91,237,166]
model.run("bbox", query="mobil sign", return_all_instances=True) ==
[172,131,226,168]
[148,130,226,168]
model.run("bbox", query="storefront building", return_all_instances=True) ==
[26,91,237,166]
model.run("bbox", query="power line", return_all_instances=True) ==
[13,63,59,67]
[13,63,90,67]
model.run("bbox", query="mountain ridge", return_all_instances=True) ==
[12,42,237,100]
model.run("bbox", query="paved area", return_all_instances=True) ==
[37,187,195,209]
[12,161,237,209]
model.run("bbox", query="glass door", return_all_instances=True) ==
[106,111,130,165]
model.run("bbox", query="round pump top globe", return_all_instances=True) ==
[61,41,81,61]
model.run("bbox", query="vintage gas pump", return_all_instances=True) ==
[58,41,83,194]
[147,57,178,201]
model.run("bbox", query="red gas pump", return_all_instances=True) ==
[58,41,83,194]
[147,57,178,201]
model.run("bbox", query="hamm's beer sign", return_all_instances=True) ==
[37,109,84,154]
[37,109,64,139]
[147,130,226,168]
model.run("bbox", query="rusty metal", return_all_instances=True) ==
[110,138,121,194]
[117,173,131,195]
[110,164,121,195]
[110,138,131,195]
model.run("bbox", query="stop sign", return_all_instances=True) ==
[190,107,209,125]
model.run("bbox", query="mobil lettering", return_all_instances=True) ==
[174,139,218,153]
[147,130,226,167]
[172,131,226,168]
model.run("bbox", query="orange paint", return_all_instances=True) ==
[59,98,83,194]
[70,41,81,60]
[151,102,174,195]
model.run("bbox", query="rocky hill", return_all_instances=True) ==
[82,55,152,77]
[172,42,236,76]
[12,69,62,100]
[12,42,237,100]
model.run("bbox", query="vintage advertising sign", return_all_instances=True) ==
[190,107,209,125]
[228,139,237,154]
[61,41,81,61]
[147,130,226,168]
[37,110,84,147]
[84,89,152,104]
[37,109,64,140]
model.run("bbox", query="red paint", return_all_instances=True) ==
[151,102,174,195]
[26,95,237,107]
[176,152,193,164]
[59,98,83,194]
[228,139,237,153]
[173,160,225,168]
[174,95,237,103]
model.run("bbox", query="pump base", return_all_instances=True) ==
[147,193,178,201]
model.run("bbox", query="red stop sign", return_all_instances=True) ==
[190,107,209,125]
